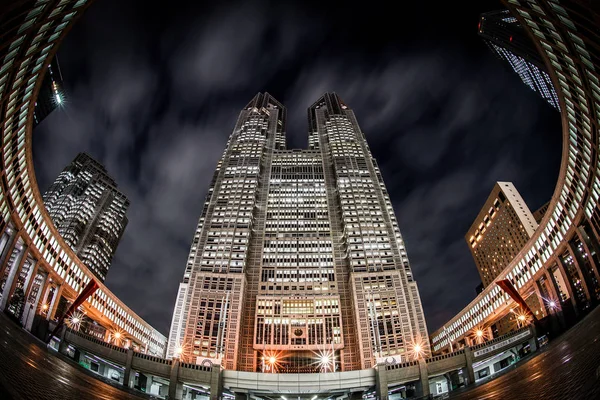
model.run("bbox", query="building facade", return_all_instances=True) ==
[467,182,538,287]
[532,200,551,223]
[33,56,63,126]
[431,0,600,355]
[43,153,129,282]
[168,93,429,371]
[0,0,166,357]
[478,9,560,110]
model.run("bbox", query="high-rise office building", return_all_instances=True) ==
[478,9,560,110]
[43,153,129,282]
[532,200,550,224]
[466,182,538,287]
[168,93,429,372]
[33,56,64,127]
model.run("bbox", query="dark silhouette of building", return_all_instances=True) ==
[478,9,560,110]
[33,56,64,126]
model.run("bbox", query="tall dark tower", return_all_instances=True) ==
[33,56,64,127]
[168,93,429,372]
[478,9,560,110]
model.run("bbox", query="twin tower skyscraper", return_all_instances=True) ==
[167,93,428,372]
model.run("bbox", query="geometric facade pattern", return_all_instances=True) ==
[432,0,600,353]
[466,182,539,287]
[169,93,429,371]
[0,0,165,356]
[43,152,129,282]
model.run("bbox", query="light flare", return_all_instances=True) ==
[312,348,336,372]
[470,325,489,344]
[261,350,285,373]
[108,328,126,346]
[409,336,427,360]
[66,311,84,331]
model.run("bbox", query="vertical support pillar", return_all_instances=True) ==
[58,325,69,354]
[555,255,586,313]
[22,259,38,301]
[565,244,593,303]
[418,358,430,398]
[528,324,538,353]
[374,365,388,400]
[570,234,600,304]
[463,346,475,386]
[538,273,566,332]
[47,284,63,321]
[0,244,27,311]
[169,358,183,400]
[123,348,134,389]
[0,229,18,277]
[38,274,51,313]
[209,365,221,400]
[576,226,600,281]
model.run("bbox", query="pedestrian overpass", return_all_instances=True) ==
[57,324,537,399]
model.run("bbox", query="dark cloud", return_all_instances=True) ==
[33,0,561,336]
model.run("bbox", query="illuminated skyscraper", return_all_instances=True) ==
[168,93,429,372]
[478,9,560,110]
[42,153,129,282]
[466,182,538,287]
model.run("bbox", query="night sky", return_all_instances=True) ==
[33,0,562,336]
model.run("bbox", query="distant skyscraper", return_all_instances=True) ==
[466,182,538,287]
[532,200,550,224]
[167,93,429,371]
[33,56,64,126]
[478,9,560,110]
[43,153,129,282]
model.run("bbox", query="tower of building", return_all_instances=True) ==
[168,93,429,372]
[43,153,129,282]
[478,9,560,110]
[466,182,538,287]
[33,56,64,127]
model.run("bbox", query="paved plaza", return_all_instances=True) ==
[0,313,150,399]
[449,306,600,399]
[1,308,600,399]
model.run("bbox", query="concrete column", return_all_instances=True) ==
[169,358,183,400]
[209,365,221,400]
[374,365,388,400]
[568,239,599,305]
[528,324,538,353]
[123,348,134,388]
[463,346,475,386]
[555,255,586,313]
[47,284,63,321]
[22,259,38,301]
[58,324,69,354]
[0,243,27,311]
[541,272,567,329]
[417,358,430,398]
[565,244,594,304]
[144,373,153,394]
[576,225,600,281]
[0,229,18,277]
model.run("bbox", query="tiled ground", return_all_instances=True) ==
[448,305,600,399]
[0,313,151,399]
